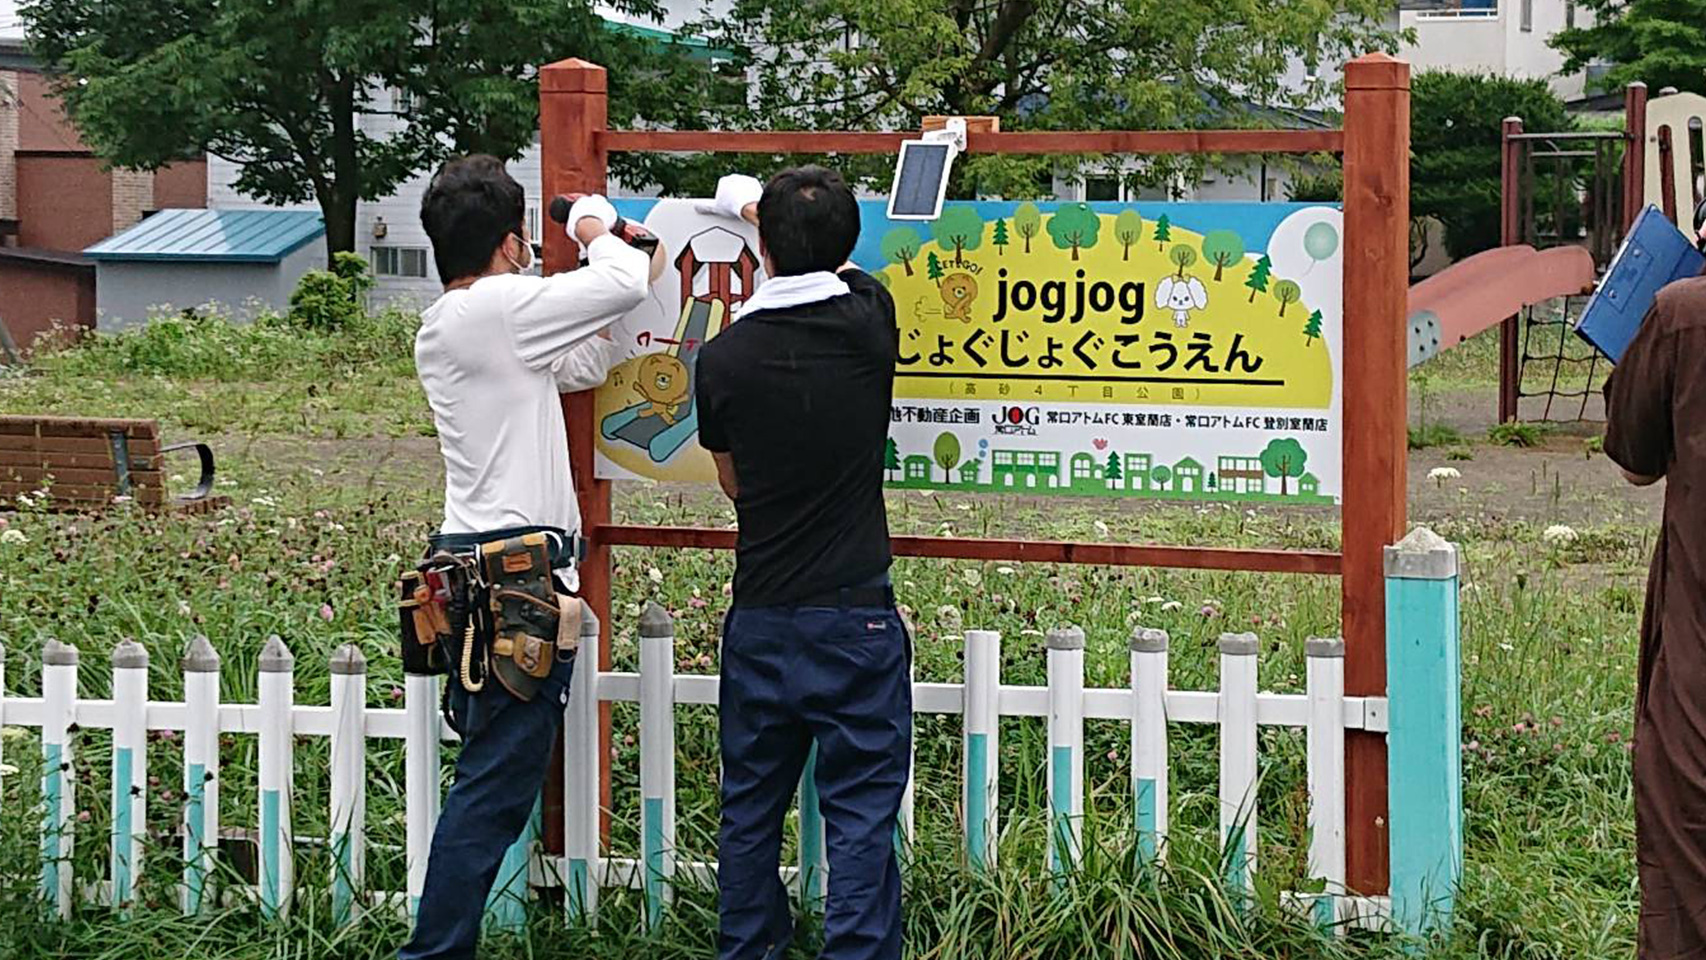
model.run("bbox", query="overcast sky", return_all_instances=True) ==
[0,0,22,41]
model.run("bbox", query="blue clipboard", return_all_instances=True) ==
[1575,205,1705,363]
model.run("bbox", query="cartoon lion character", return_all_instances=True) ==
[940,272,979,322]
[634,353,691,425]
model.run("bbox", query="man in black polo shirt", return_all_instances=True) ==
[695,166,909,960]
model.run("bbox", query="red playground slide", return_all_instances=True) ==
[1406,244,1597,367]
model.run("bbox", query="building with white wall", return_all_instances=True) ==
[1397,0,1597,99]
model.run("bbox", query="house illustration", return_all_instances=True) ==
[1172,457,1204,494]
[958,458,983,485]
[991,449,1061,489]
[902,454,933,484]
[1216,455,1266,495]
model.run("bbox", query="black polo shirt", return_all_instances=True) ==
[695,269,898,607]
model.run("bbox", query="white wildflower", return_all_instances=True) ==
[0,762,16,777]
[996,566,1016,576]
[962,569,982,588]
[1093,520,1110,538]
[936,605,963,632]
[1143,596,1166,606]
[217,479,238,488]
[251,496,277,508]
[1161,600,1183,613]
[1427,467,1461,487]
[647,567,664,584]
[0,529,27,545]
[1542,524,1579,547]
[625,603,642,619]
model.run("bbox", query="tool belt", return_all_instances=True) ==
[397,527,584,713]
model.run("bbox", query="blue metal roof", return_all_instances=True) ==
[84,209,326,263]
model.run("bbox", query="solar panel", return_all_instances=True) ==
[887,141,954,220]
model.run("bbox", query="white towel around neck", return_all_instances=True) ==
[732,271,851,320]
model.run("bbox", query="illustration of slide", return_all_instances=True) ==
[1406,244,1596,368]
[601,297,726,463]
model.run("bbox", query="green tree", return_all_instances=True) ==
[926,251,945,281]
[688,0,1399,197]
[1303,309,1324,346]
[1200,230,1247,282]
[1150,464,1173,491]
[1554,0,1706,97]
[881,227,922,276]
[288,252,374,332]
[1207,472,1219,491]
[1410,71,1573,259]
[933,432,962,483]
[933,207,986,263]
[992,218,1010,255]
[1245,255,1273,302]
[1104,451,1123,488]
[1272,280,1303,317]
[22,0,724,260]
[1169,244,1197,278]
[1047,204,1101,260]
[1259,437,1308,496]
[1153,214,1172,250]
[1013,203,1042,254]
[1114,210,1143,261]
[884,437,901,480]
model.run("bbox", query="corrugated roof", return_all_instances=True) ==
[84,209,325,263]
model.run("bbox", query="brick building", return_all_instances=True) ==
[0,38,205,352]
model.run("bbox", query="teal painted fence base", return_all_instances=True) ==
[1385,528,1463,938]
[486,797,540,934]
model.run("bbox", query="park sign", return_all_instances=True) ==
[595,198,1344,504]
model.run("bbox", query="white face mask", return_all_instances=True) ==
[503,233,536,275]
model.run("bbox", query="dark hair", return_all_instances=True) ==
[420,155,526,284]
[757,166,860,276]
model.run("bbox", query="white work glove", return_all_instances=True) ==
[712,174,763,222]
[566,194,619,237]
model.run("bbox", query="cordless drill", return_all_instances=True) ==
[548,194,661,257]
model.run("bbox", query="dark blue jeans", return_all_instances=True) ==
[398,654,573,960]
[717,601,912,960]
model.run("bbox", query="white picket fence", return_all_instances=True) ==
[0,608,1392,931]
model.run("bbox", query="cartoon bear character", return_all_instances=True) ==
[1155,275,1209,328]
[939,272,979,322]
[634,353,691,425]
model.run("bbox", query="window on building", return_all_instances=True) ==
[1520,0,1533,31]
[1084,177,1121,202]
[393,87,416,116]
[373,246,429,278]
[1072,458,1093,480]
[526,206,539,241]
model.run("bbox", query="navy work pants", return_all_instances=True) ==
[717,601,912,960]
[398,654,573,960]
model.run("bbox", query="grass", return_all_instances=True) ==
[0,312,1649,958]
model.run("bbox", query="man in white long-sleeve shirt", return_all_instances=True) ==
[400,155,653,960]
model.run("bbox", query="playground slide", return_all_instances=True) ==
[601,297,724,463]
[1406,244,1597,368]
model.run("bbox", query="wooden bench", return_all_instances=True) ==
[0,415,230,513]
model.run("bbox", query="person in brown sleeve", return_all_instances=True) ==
[1603,216,1706,959]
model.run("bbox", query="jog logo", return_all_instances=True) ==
[995,405,1040,435]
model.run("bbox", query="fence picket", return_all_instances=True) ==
[1218,633,1260,902]
[0,643,7,808]
[257,635,295,919]
[1305,637,1347,928]
[963,630,1001,872]
[110,640,149,913]
[799,741,826,907]
[563,609,601,924]
[487,800,538,932]
[404,671,442,919]
[1130,628,1170,866]
[639,602,676,931]
[329,644,368,926]
[1046,626,1085,884]
[40,638,77,919]
[181,636,221,916]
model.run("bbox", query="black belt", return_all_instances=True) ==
[794,584,896,609]
[427,525,584,568]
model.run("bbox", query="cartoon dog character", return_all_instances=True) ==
[940,272,979,322]
[1156,275,1208,328]
[634,353,691,425]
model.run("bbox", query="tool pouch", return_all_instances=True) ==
[481,533,561,702]
[398,571,449,675]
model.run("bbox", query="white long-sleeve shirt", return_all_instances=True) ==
[415,235,650,584]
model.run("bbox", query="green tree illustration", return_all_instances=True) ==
[1200,229,1246,282]
[933,432,962,484]
[1207,472,1219,491]
[1013,203,1042,254]
[1272,279,1303,317]
[1105,451,1123,487]
[1153,214,1172,250]
[933,206,986,264]
[1168,244,1197,278]
[1303,309,1324,346]
[1245,255,1273,302]
[992,218,1010,255]
[1150,464,1173,491]
[1047,203,1101,261]
[884,437,901,480]
[880,227,921,276]
[1114,209,1143,261]
[926,251,945,281]
[1259,437,1308,496]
